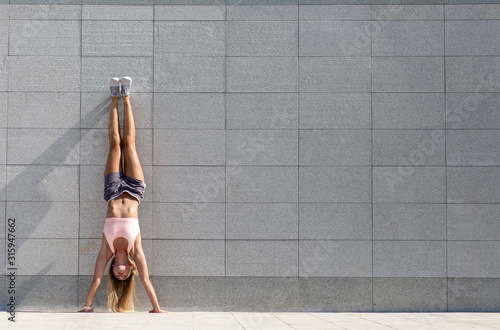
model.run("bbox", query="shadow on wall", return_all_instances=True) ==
[1,97,110,310]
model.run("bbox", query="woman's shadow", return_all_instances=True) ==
[2,97,110,311]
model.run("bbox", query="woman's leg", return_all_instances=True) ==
[122,95,144,181]
[104,96,123,176]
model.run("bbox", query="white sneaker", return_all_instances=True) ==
[109,77,120,97]
[120,77,132,96]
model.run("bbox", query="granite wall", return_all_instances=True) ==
[1,0,500,312]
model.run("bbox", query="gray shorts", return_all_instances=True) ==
[103,172,146,203]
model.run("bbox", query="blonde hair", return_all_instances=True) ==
[107,257,138,312]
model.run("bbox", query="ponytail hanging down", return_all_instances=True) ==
[107,257,138,312]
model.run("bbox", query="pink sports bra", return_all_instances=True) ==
[103,217,140,254]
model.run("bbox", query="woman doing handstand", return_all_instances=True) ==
[80,77,166,313]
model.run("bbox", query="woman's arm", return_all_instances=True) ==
[79,235,111,312]
[133,241,167,313]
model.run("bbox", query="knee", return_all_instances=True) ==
[109,135,122,149]
[122,136,136,150]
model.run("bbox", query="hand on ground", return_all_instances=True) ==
[78,308,94,313]
[149,309,168,313]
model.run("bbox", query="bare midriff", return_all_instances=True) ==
[106,192,140,219]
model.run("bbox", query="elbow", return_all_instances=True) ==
[141,277,151,286]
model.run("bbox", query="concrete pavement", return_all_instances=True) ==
[2,312,500,330]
